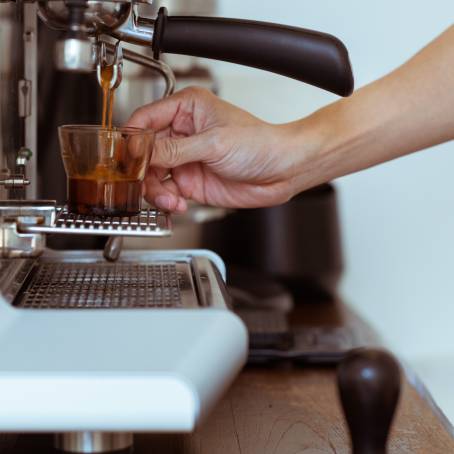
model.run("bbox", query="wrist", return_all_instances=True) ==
[281,97,360,196]
[278,109,333,196]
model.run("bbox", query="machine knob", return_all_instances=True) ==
[337,348,401,454]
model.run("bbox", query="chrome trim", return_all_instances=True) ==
[0,258,35,304]
[103,236,124,262]
[1,250,227,310]
[55,432,133,453]
[0,222,46,258]
[37,1,132,34]
[55,37,96,72]
[0,200,56,225]
[0,176,30,188]
[18,206,172,238]
[104,41,175,97]
[192,256,229,309]
[0,201,55,258]
[109,5,154,45]
[23,2,38,199]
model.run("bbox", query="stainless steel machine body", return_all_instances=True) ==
[0,2,37,201]
[0,1,178,260]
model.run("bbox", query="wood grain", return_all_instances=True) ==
[3,301,453,453]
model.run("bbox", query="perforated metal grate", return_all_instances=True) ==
[16,262,185,308]
[18,206,171,237]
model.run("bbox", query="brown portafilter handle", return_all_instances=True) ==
[152,7,354,97]
[337,348,401,454]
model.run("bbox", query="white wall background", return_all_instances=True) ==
[211,0,454,420]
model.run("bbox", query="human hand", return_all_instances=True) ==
[127,87,302,212]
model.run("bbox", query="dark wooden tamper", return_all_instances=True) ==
[337,348,401,454]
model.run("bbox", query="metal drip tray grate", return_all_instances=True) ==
[15,262,198,309]
[18,206,171,237]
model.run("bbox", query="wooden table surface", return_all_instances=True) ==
[2,300,453,453]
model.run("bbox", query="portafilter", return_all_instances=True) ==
[36,0,354,96]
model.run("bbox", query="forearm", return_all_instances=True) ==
[289,24,454,192]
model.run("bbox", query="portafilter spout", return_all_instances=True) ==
[37,0,146,72]
[102,41,175,97]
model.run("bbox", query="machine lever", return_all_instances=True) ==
[337,348,401,454]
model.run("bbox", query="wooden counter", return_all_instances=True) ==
[2,300,453,453]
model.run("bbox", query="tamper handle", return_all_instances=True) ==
[337,348,401,454]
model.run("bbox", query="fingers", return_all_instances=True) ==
[143,168,187,213]
[126,86,212,133]
[127,96,181,131]
[154,192,187,213]
[150,133,215,168]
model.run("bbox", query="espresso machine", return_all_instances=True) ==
[0,1,353,452]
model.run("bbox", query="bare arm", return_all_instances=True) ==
[128,25,454,211]
[288,25,454,191]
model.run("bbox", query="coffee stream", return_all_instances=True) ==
[68,59,142,217]
[101,63,115,130]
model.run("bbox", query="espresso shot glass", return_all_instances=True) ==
[59,125,154,217]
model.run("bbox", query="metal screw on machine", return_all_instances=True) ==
[337,348,401,454]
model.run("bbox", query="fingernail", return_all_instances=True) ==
[176,197,187,213]
[155,195,173,211]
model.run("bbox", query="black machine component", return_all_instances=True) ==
[203,184,343,302]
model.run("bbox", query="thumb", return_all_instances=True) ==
[151,132,216,168]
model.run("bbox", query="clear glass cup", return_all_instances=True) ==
[58,125,154,216]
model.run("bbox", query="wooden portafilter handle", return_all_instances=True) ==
[337,348,401,454]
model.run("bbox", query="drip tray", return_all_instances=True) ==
[18,206,172,238]
[12,261,199,309]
